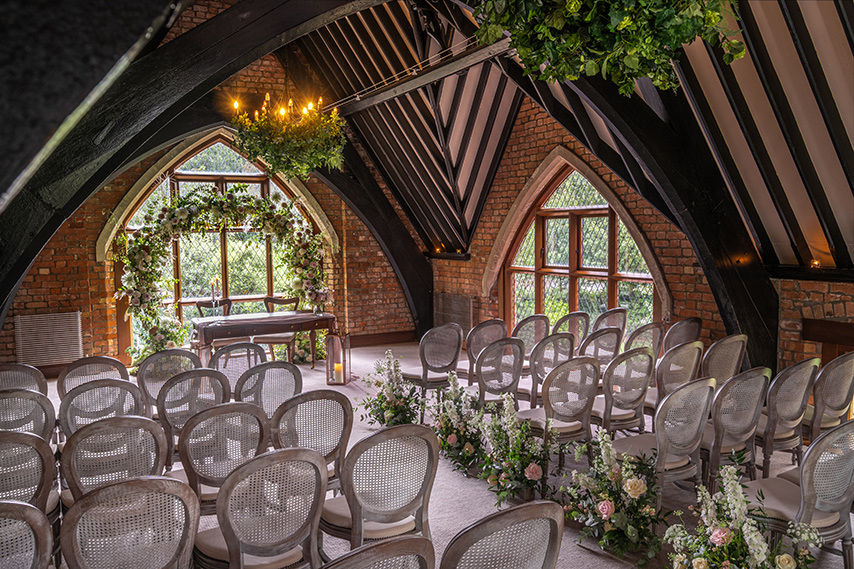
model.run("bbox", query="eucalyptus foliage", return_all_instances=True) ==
[232,98,347,179]
[474,0,746,95]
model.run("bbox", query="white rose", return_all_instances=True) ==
[673,554,688,569]
[691,559,709,569]
[623,477,647,499]
[775,554,796,569]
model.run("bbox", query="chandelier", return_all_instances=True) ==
[231,92,347,180]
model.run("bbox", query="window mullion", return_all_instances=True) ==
[607,209,618,308]
[534,215,545,314]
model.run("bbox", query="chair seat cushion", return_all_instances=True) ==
[700,423,747,453]
[777,466,800,486]
[166,468,220,501]
[802,405,842,429]
[60,487,75,509]
[611,434,690,470]
[744,477,839,528]
[516,408,582,434]
[46,489,59,513]
[643,388,658,409]
[590,395,635,420]
[756,413,795,440]
[401,367,450,383]
[195,524,304,568]
[320,495,416,539]
[252,332,296,343]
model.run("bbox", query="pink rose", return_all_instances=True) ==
[446,433,458,445]
[597,500,615,520]
[710,527,732,547]
[524,462,543,481]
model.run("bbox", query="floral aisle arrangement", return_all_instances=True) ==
[664,465,821,569]
[358,350,423,427]
[116,184,329,362]
[479,393,554,506]
[432,371,485,474]
[561,430,666,566]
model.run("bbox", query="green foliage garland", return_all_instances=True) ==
[231,97,347,179]
[474,0,746,95]
[116,184,329,363]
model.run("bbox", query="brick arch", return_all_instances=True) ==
[481,144,673,320]
[95,127,339,262]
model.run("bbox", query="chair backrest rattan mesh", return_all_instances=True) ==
[0,500,53,569]
[59,379,148,437]
[577,327,622,368]
[511,315,550,359]
[419,323,464,376]
[766,358,820,435]
[701,334,748,387]
[341,424,439,547]
[61,416,168,500]
[654,378,715,463]
[156,369,230,441]
[217,448,327,567]
[465,319,507,379]
[601,347,654,430]
[710,368,770,450]
[811,351,854,442]
[663,317,702,353]
[624,322,664,358]
[0,431,56,512]
[655,341,704,399]
[137,349,202,410]
[271,390,353,475]
[798,420,854,527]
[57,356,129,399]
[527,333,574,408]
[475,338,525,409]
[439,501,564,569]
[60,477,200,569]
[541,357,600,425]
[235,361,302,417]
[0,389,55,441]
[322,536,435,569]
[177,402,270,496]
[0,364,47,395]
[551,312,589,348]
[591,307,627,337]
[209,342,268,393]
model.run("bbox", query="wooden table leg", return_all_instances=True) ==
[310,330,317,369]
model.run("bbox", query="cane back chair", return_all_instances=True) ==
[209,342,267,395]
[57,356,129,399]
[662,317,702,353]
[0,431,57,514]
[456,319,507,386]
[0,500,53,569]
[624,322,665,359]
[590,347,655,434]
[234,361,302,418]
[701,333,748,389]
[322,536,435,569]
[465,338,525,411]
[136,348,202,413]
[591,307,627,337]
[0,363,47,395]
[802,351,854,445]
[577,327,622,368]
[551,312,589,350]
[643,340,704,427]
[511,315,550,367]
[517,333,574,409]
[401,323,464,423]
[0,389,55,442]
[58,379,148,439]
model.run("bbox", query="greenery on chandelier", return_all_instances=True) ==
[231,94,347,179]
[474,0,746,95]
[116,184,329,362]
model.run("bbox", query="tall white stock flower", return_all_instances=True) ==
[696,485,718,529]
[742,520,769,569]
[720,465,748,525]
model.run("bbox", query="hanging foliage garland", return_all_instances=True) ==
[116,184,330,363]
[474,0,746,96]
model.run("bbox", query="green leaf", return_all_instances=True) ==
[584,59,599,75]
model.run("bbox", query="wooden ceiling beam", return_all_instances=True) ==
[739,3,851,268]
[703,42,813,266]
[673,60,779,265]
[338,38,511,115]
[452,63,490,185]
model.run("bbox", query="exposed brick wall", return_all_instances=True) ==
[432,99,727,346]
[777,279,854,368]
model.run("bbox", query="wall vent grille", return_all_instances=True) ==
[15,312,83,366]
[434,293,473,333]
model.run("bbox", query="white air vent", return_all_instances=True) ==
[15,312,84,366]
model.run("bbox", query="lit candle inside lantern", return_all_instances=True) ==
[334,363,344,383]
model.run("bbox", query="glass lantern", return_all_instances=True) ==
[325,333,351,385]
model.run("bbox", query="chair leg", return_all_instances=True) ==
[843,536,852,569]
[419,387,427,424]
[762,451,772,479]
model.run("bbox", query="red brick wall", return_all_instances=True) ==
[432,99,727,345]
[777,279,854,368]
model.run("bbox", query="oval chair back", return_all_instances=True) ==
[440,501,564,569]
[662,317,702,353]
[59,379,148,438]
[322,536,435,569]
[624,322,664,358]
[701,333,748,388]
[60,477,200,569]
[0,389,55,441]
[551,312,589,349]
[234,361,302,418]
[521,333,574,409]
[511,315,550,360]
[271,389,353,492]
[577,327,622,368]
[0,363,47,395]
[591,307,627,337]
[474,337,525,410]
[806,351,854,444]
[136,348,202,411]
[58,356,129,399]
[462,319,507,385]
[0,500,53,569]
[61,416,168,501]
[599,347,655,433]
[0,431,56,512]
[209,341,268,394]
[797,420,854,533]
